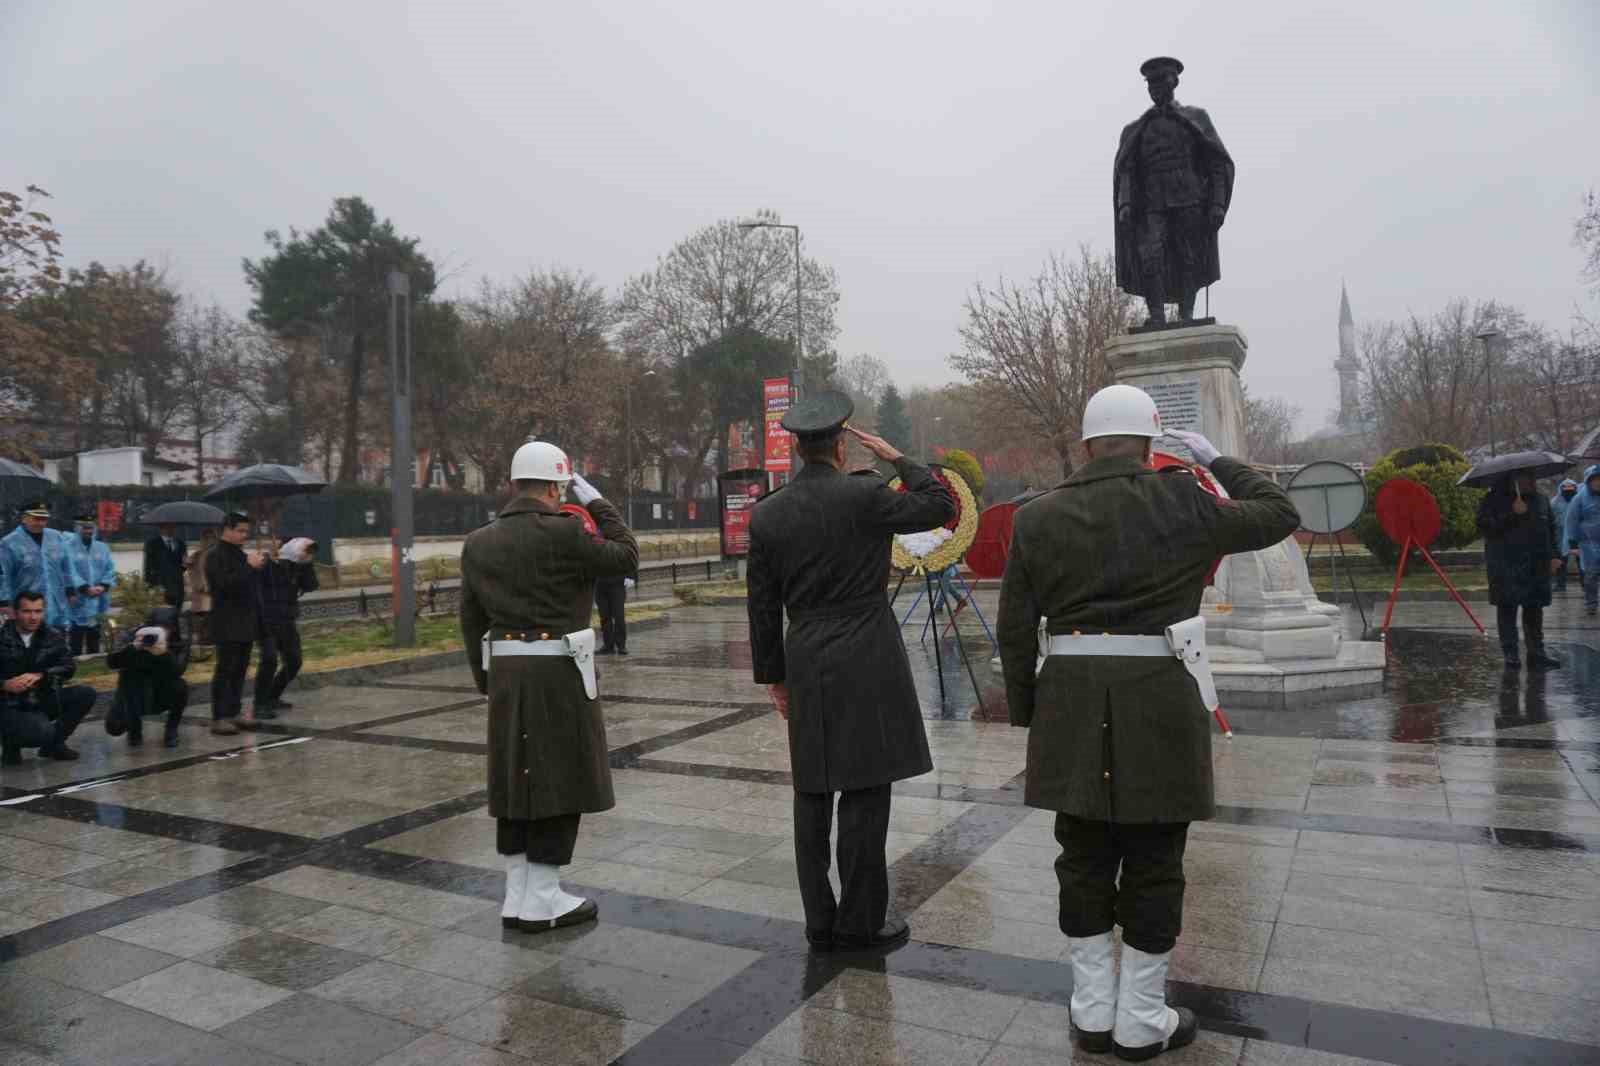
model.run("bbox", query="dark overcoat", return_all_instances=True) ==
[142,534,187,606]
[204,542,261,644]
[998,455,1299,823]
[1477,483,1557,609]
[746,457,956,793]
[460,495,638,822]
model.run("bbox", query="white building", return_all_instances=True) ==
[74,446,193,487]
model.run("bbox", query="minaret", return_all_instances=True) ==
[1335,283,1360,428]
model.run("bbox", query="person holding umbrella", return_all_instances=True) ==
[1564,465,1600,617]
[1476,473,1561,670]
[64,514,116,655]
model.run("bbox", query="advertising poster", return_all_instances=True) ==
[762,377,792,473]
[718,474,766,557]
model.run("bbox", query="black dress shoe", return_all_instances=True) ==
[1113,1007,1198,1061]
[833,918,910,949]
[254,706,279,721]
[805,928,835,951]
[1072,1022,1113,1054]
[515,898,598,933]
[1529,649,1562,670]
[271,699,293,711]
[163,728,180,749]
[596,646,616,656]
[41,745,80,762]
[616,648,630,656]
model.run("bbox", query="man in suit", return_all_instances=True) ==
[746,391,956,951]
[204,512,264,735]
[143,522,187,609]
[998,385,1298,1060]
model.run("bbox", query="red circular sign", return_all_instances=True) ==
[1375,478,1441,547]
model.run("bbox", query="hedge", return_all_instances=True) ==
[1352,443,1483,565]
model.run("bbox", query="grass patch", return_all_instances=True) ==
[1312,571,1488,593]
[673,581,746,605]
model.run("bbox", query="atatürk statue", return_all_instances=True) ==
[1114,57,1235,328]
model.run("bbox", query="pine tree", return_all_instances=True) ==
[876,384,912,452]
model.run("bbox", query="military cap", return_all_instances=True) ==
[1140,56,1183,79]
[74,513,96,525]
[780,389,854,444]
[20,500,50,518]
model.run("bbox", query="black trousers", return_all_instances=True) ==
[794,784,892,939]
[69,625,101,656]
[256,621,303,708]
[211,640,253,720]
[127,687,189,742]
[1496,605,1545,653]
[1054,814,1190,955]
[596,580,627,651]
[496,814,581,865]
[1,685,93,753]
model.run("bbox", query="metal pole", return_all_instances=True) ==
[624,379,633,527]
[792,227,803,400]
[387,271,415,647]
[1483,335,1497,457]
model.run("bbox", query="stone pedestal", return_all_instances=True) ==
[1105,323,1385,700]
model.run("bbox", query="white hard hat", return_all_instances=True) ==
[509,440,573,483]
[1081,385,1162,441]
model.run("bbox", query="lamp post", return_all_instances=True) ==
[1477,327,1500,458]
[624,368,657,527]
[736,220,803,400]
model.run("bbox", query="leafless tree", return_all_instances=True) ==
[1242,387,1300,465]
[171,303,248,482]
[950,245,1136,468]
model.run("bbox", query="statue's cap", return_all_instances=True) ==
[780,390,854,442]
[1140,56,1184,79]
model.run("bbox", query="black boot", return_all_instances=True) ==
[163,714,182,749]
[1529,647,1562,670]
[1503,649,1521,670]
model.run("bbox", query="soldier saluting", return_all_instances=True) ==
[998,386,1297,1060]
[460,440,638,933]
[746,391,956,950]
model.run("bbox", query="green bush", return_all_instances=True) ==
[1353,443,1483,564]
[938,449,986,498]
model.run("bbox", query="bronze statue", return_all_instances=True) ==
[1114,57,1235,328]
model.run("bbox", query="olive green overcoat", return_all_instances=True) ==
[460,495,638,821]
[997,455,1299,823]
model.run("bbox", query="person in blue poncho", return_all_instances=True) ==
[1564,465,1600,618]
[64,514,117,655]
[1550,479,1581,591]
[0,501,83,630]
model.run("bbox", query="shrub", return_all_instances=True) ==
[110,572,166,638]
[938,449,986,498]
[1353,443,1482,564]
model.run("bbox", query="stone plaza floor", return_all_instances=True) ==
[0,592,1597,1065]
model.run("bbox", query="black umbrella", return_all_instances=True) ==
[1457,450,1573,489]
[0,457,50,493]
[140,500,226,526]
[1570,425,1600,461]
[204,463,327,500]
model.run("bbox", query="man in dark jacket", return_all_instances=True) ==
[1478,474,1561,670]
[254,537,319,717]
[594,566,635,656]
[142,523,187,609]
[460,441,638,934]
[746,391,957,951]
[998,385,1298,1060]
[205,512,265,735]
[106,606,189,749]
[1,590,96,764]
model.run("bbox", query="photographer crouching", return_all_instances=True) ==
[1,590,96,765]
[106,606,189,749]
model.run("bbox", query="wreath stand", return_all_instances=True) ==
[1373,479,1486,642]
[890,567,987,715]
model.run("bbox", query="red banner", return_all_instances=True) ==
[719,478,766,557]
[97,500,123,533]
[763,378,792,473]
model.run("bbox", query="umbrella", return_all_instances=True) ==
[1571,425,1600,461]
[140,501,226,526]
[204,464,327,500]
[0,458,52,524]
[1457,450,1573,489]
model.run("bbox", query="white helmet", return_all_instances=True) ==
[509,440,573,483]
[1081,384,1162,441]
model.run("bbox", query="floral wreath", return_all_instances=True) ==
[888,465,979,574]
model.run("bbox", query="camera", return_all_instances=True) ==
[141,633,159,647]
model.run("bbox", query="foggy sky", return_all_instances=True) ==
[6,0,1598,435]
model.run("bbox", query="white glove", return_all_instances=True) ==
[1165,429,1221,466]
[624,578,635,591]
[570,473,602,506]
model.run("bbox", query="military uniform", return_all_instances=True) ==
[747,392,956,945]
[997,454,1297,953]
[459,493,638,862]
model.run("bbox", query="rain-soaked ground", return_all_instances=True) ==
[0,591,1595,1064]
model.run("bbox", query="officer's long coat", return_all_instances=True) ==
[460,495,638,822]
[747,458,956,793]
[998,455,1298,823]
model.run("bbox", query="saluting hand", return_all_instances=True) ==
[847,426,903,463]
[767,682,790,721]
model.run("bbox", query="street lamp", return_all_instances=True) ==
[624,369,657,526]
[737,220,803,399]
[1477,327,1500,458]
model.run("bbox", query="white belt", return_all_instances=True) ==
[482,629,598,700]
[1038,616,1220,712]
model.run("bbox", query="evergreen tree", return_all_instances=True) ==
[876,384,912,452]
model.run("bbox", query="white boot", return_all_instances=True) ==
[500,855,528,927]
[1067,932,1117,1050]
[1112,944,1196,1061]
[515,861,594,931]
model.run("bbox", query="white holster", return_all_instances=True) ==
[1038,615,1220,713]
[482,629,599,700]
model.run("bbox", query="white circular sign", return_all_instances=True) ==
[1285,461,1367,534]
